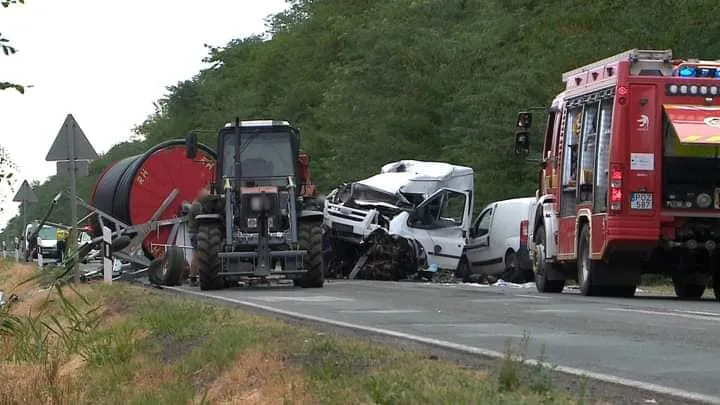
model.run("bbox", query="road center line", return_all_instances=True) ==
[242,295,355,303]
[337,309,423,314]
[672,309,720,317]
[167,286,720,405]
[607,307,720,322]
[515,294,553,299]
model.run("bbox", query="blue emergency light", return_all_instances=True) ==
[678,66,696,77]
[676,64,720,78]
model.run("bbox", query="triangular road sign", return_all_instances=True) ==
[46,114,99,161]
[12,180,38,203]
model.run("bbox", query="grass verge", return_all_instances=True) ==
[0,259,603,405]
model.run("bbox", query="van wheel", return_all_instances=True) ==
[455,256,471,283]
[504,250,519,281]
[533,224,565,293]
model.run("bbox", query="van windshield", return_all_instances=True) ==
[38,226,56,240]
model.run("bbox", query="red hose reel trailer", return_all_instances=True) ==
[89,140,216,259]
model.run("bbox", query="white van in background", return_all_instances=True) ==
[461,196,537,283]
[24,222,59,260]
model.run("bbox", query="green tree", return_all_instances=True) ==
[1,0,26,94]
[6,0,720,240]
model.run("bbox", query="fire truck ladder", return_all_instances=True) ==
[562,49,674,83]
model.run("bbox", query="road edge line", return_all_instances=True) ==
[167,287,720,405]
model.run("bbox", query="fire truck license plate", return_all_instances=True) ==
[630,192,653,210]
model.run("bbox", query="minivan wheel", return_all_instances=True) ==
[504,250,519,282]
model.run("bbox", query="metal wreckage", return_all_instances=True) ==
[322,160,475,281]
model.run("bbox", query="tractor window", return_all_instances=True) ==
[222,136,235,178]
[223,132,296,186]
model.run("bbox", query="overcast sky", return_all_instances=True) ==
[0,0,289,230]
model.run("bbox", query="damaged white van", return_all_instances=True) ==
[323,160,474,280]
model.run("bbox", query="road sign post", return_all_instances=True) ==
[37,236,43,268]
[46,114,98,283]
[102,226,112,284]
[13,180,38,254]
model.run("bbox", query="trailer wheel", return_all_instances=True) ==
[577,224,602,296]
[162,246,186,286]
[533,224,565,293]
[296,220,325,288]
[147,246,185,286]
[196,222,226,291]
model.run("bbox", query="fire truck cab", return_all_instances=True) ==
[514,49,720,300]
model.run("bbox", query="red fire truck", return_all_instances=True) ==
[514,49,720,300]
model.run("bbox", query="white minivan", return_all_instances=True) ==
[459,196,537,283]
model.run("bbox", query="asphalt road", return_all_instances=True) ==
[168,279,720,404]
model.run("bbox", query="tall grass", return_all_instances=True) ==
[0,258,102,404]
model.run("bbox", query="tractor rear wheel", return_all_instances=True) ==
[196,222,226,290]
[296,220,325,288]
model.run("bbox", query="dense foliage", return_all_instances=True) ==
[4,0,720,240]
[1,0,27,94]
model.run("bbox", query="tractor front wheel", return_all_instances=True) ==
[196,222,226,290]
[296,220,325,288]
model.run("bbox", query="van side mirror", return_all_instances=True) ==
[514,131,530,155]
[517,112,532,129]
[185,132,198,159]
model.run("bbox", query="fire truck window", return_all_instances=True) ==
[594,99,613,212]
[578,101,600,200]
[561,107,582,187]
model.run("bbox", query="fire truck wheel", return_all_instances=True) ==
[533,224,565,293]
[577,225,602,296]
[672,274,705,300]
[713,274,720,301]
[196,223,227,291]
[296,220,325,288]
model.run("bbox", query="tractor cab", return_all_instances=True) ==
[216,120,301,191]
[183,119,325,291]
